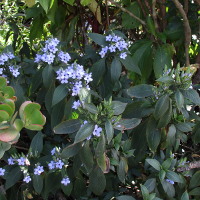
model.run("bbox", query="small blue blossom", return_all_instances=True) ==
[72,100,81,109]
[166,179,174,185]
[48,161,56,170]
[17,157,26,166]
[61,177,70,186]
[23,175,31,183]
[58,51,71,64]
[120,52,127,59]
[51,147,56,155]
[34,165,44,175]
[55,159,64,169]
[9,65,20,77]
[8,157,15,165]
[0,68,3,74]
[93,125,102,137]
[0,168,5,176]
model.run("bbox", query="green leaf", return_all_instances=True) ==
[38,0,51,13]
[88,33,106,46]
[81,0,92,6]
[117,157,128,183]
[144,178,156,193]
[166,171,183,183]
[114,118,141,131]
[54,119,81,134]
[127,84,154,98]
[159,170,166,182]
[181,191,189,200]
[116,195,136,200]
[141,185,149,200]
[111,101,127,115]
[189,171,200,189]
[30,131,43,155]
[5,166,23,189]
[189,187,200,196]
[61,182,73,196]
[166,124,176,147]
[157,98,172,128]
[181,89,200,106]
[120,55,141,75]
[175,90,184,110]
[153,45,172,78]
[154,95,169,120]
[52,84,68,106]
[146,117,161,152]
[122,2,142,29]
[51,99,65,128]
[89,166,106,195]
[105,120,114,144]
[74,123,94,143]
[42,65,54,88]
[146,16,156,37]
[61,142,82,159]
[45,81,55,113]
[63,0,75,5]
[80,141,94,173]
[33,174,43,194]
[176,122,192,132]
[84,103,98,114]
[0,141,11,158]
[30,15,44,42]
[95,134,105,157]
[91,58,106,86]
[161,180,175,198]
[111,57,122,82]
[146,159,161,171]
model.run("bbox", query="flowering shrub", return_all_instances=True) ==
[0,32,200,200]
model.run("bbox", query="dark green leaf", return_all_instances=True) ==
[88,33,106,46]
[161,180,175,198]
[61,142,82,159]
[33,174,43,194]
[153,45,172,78]
[89,166,106,195]
[146,117,161,152]
[189,187,200,196]
[175,90,184,110]
[52,84,68,106]
[154,95,169,120]
[166,171,183,183]
[105,120,114,144]
[181,191,189,200]
[116,195,136,200]
[111,101,127,115]
[80,141,94,173]
[54,119,81,134]
[42,65,54,88]
[127,84,154,98]
[5,166,23,189]
[117,157,128,183]
[189,171,200,189]
[120,55,141,75]
[141,185,149,200]
[84,103,98,114]
[146,159,161,171]
[144,178,156,193]
[30,131,43,155]
[181,89,200,105]
[74,123,94,143]
[111,57,122,82]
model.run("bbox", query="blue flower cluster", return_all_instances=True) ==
[3,150,70,186]
[35,38,71,65]
[0,52,20,78]
[56,63,93,96]
[99,34,129,59]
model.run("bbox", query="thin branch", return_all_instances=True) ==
[105,0,110,30]
[107,0,146,26]
[184,0,189,14]
[177,160,200,172]
[136,0,147,17]
[152,0,159,32]
[172,0,191,67]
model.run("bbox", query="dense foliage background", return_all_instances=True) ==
[0,0,200,199]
